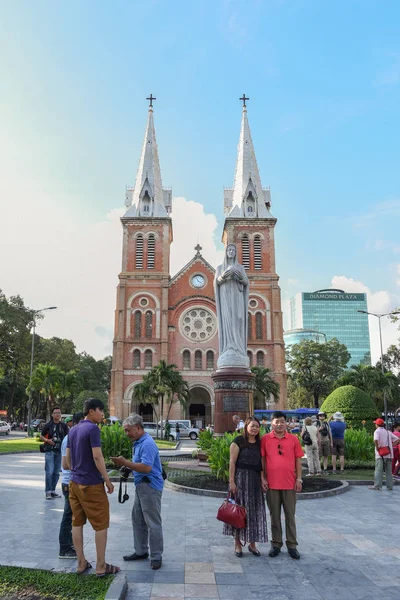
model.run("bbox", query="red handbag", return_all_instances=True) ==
[217,494,247,529]
[378,431,391,457]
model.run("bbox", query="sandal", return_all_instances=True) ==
[77,561,92,575]
[96,563,121,577]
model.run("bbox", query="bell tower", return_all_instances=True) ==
[110,97,173,418]
[222,97,287,407]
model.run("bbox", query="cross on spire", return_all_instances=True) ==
[146,94,156,108]
[239,94,249,107]
[194,243,202,255]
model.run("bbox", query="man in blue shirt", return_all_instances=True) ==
[329,411,346,474]
[111,414,164,570]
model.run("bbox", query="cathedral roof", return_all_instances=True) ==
[123,106,172,219]
[224,106,274,219]
[170,245,215,286]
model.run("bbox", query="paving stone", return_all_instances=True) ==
[185,562,214,573]
[184,584,218,598]
[154,571,185,584]
[126,571,155,583]
[185,572,216,584]
[217,584,256,599]
[151,584,185,597]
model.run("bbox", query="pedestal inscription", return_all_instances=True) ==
[223,396,248,412]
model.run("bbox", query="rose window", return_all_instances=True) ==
[180,308,217,342]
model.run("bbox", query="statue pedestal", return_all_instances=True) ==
[212,368,256,434]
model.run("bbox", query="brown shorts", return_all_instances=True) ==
[331,438,345,456]
[69,481,109,531]
[320,440,331,457]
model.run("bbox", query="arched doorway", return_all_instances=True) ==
[186,385,212,428]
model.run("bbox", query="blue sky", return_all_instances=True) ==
[1,0,399,360]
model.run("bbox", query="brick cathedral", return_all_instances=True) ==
[109,99,287,425]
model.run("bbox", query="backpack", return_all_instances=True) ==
[302,426,313,446]
[320,422,329,437]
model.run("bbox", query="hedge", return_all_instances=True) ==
[321,385,379,432]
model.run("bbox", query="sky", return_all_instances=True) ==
[1,0,399,364]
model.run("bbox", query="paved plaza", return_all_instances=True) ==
[0,453,399,600]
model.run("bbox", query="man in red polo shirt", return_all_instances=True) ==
[261,411,303,559]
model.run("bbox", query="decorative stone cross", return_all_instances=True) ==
[195,243,202,255]
[239,94,249,107]
[146,94,156,107]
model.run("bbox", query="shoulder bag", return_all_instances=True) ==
[378,430,390,457]
[302,426,313,446]
[217,493,246,529]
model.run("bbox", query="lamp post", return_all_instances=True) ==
[357,309,400,423]
[26,307,57,435]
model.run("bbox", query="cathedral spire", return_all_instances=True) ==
[224,102,272,218]
[124,98,172,218]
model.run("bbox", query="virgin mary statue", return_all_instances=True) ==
[214,244,250,369]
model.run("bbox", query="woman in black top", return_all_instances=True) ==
[223,416,268,556]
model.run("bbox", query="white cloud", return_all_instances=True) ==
[331,276,399,364]
[0,186,224,359]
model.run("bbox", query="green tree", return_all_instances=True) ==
[320,385,379,432]
[250,366,280,409]
[29,364,62,419]
[57,370,78,412]
[287,379,314,409]
[72,389,109,415]
[335,363,399,411]
[286,338,350,409]
[383,345,400,372]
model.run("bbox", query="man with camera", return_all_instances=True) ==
[40,406,68,500]
[111,414,164,570]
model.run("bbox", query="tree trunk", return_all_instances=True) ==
[159,395,164,440]
[313,393,319,409]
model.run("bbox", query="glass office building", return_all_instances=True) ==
[290,289,371,367]
[284,328,326,348]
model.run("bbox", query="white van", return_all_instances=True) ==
[160,419,191,429]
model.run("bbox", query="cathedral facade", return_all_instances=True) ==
[109,102,287,425]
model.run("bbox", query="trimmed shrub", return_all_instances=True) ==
[320,385,378,432]
[100,422,132,462]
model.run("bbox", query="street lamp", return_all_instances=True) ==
[357,309,400,423]
[26,307,57,434]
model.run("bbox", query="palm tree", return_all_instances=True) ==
[56,370,78,412]
[133,361,189,439]
[28,363,61,420]
[251,366,280,409]
[336,364,399,409]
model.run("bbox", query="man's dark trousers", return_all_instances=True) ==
[59,483,73,552]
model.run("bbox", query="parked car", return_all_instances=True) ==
[169,424,200,441]
[143,422,160,438]
[31,419,45,431]
[0,421,11,435]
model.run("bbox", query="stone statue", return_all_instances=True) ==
[214,244,249,369]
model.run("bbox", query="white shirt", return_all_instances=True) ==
[236,420,245,431]
[374,428,398,459]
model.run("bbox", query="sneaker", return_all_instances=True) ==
[59,549,77,559]
[288,548,301,560]
[46,492,53,499]
[369,486,382,491]
[51,492,62,498]
[332,470,337,475]
[323,470,330,476]
[306,473,314,477]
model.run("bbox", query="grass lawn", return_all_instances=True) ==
[0,566,111,600]
[0,438,40,453]
[155,439,176,449]
[329,469,375,480]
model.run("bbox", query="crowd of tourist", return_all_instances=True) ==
[37,402,400,573]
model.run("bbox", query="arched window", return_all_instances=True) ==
[134,311,142,338]
[257,351,264,367]
[247,351,253,367]
[195,350,202,370]
[135,235,144,269]
[145,311,152,338]
[133,349,141,369]
[144,349,153,369]
[254,235,262,270]
[147,234,155,269]
[241,234,250,270]
[248,313,252,340]
[255,312,263,340]
[183,350,191,370]
[206,350,214,370]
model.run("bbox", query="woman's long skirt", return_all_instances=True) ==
[222,468,268,543]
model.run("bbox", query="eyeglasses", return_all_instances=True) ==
[278,444,283,456]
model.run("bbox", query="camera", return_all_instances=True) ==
[120,466,132,481]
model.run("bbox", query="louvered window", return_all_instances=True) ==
[257,351,264,367]
[241,235,250,270]
[254,235,262,270]
[183,350,191,370]
[248,313,252,341]
[195,350,202,370]
[134,311,142,338]
[133,349,141,369]
[145,311,152,338]
[206,350,214,370]
[247,351,253,367]
[144,349,153,369]
[135,235,144,269]
[256,312,263,340]
[147,234,155,269]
